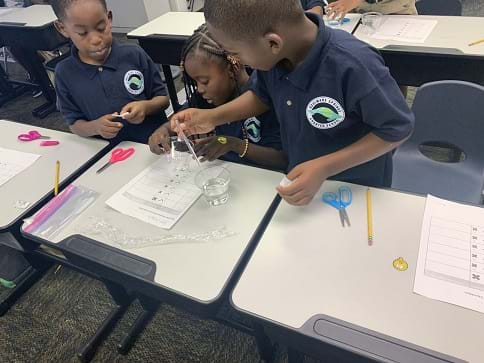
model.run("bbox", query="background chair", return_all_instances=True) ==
[392,80,484,204]
[416,0,462,16]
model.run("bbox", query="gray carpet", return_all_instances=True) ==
[2,1,484,362]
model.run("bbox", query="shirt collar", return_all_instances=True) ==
[274,12,332,91]
[71,39,119,79]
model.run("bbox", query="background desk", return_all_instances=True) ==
[24,141,283,313]
[0,5,67,118]
[0,120,108,315]
[232,181,484,363]
[354,15,484,86]
[128,12,205,112]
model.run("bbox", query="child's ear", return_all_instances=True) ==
[264,33,283,55]
[54,20,69,39]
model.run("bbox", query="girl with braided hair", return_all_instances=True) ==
[148,24,287,170]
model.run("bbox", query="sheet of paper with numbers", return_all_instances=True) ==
[106,158,203,230]
[0,147,41,188]
[414,195,484,314]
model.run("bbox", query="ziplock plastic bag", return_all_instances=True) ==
[24,184,98,239]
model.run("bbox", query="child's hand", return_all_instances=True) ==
[120,101,147,124]
[171,108,216,136]
[148,124,172,155]
[276,159,330,206]
[325,0,363,20]
[95,114,123,139]
[194,136,241,162]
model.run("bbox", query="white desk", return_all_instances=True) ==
[232,181,484,363]
[24,141,283,307]
[128,11,204,39]
[0,120,108,230]
[354,15,484,86]
[0,4,56,28]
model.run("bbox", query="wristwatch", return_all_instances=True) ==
[365,0,382,3]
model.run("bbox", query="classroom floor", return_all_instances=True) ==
[2,2,484,362]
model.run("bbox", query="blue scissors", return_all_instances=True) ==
[322,186,352,227]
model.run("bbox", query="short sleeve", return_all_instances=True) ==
[55,67,87,125]
[258,113,283,150]
[343,46,414,142]
[140,49,167,98]
[247,70,272,108]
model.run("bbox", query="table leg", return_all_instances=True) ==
[117,295,160,355]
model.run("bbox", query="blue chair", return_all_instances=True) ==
[416,0,462,16]
[392,80,484,204]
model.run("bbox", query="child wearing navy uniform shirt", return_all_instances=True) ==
[172,0,414,206]
[52,0,169,144]
[149,24,286,170]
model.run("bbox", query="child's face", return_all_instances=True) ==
[55,0,113,65]
[184,53,236,107]
[207,23,281,71]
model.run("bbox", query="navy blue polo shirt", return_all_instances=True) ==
[300,0,325,10]
[249,13,414,187]
[55,40,168,144]
[185,90,282,164]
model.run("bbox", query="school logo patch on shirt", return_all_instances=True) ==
[124,70,144,95]
[244,117,262,143]
[306,96,345,129]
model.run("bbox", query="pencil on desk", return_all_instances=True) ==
[54,160,60,196]
[469,38,484,47]
[366,188,373,246]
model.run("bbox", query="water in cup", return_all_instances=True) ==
[202,177,229,206]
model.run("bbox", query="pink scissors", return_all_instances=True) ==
[18,130,50,141]
[17,130,59,146]
[96,147,135,174]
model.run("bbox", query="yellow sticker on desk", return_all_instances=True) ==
[393,257,408,271]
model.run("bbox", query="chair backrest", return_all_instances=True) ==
[392,80,484,204]
[416,0,462,16]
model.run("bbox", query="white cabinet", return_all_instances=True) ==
[169,0,204,11]
[107,0,170,33]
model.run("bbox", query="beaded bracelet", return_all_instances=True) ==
[239,127,249,158]
[239,138,249,158]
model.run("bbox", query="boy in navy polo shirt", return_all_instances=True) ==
[172,0,414,206]
[52,0,169,144]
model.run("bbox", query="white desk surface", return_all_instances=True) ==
[354,15,484,56]
[128,11,204,38]
[32,141,283,303]
[0,7,20,18]
[0,120,107,230]
[232,181,484,363]
[0,5,57,28]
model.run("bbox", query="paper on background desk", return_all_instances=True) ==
[414,195,484,314]
[106,158,202,230]
[372,18,437,43]
[0,147,40,188]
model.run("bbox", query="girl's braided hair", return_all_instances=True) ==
[180,23,241,108]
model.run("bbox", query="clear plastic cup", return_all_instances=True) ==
[195,166,230,206]
[361,12,383,35]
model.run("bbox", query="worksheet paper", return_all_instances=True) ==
[0,147,41,187]
[106,158,202,230]
[372,18,437,43]
[414,195,484,314]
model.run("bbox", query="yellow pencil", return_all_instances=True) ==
[54,160,60,196]
[469,38,484,47]
[366,187,373,246]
